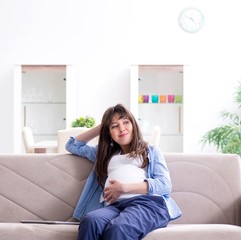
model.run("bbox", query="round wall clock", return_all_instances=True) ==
[178,7,205,33]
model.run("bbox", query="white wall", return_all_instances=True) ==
[1,0,241,153]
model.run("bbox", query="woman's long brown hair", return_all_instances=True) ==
[95,104,148,187]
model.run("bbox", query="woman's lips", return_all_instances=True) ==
[119,133,128,137]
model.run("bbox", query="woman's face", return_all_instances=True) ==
[109,113,133,154]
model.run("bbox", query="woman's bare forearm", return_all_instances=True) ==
[76,125,101,142]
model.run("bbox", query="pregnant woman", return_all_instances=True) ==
[65,103,181,240]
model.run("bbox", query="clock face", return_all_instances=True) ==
[178,7,205,33]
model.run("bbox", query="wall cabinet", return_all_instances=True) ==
[130,65,183,152]
[21,65,66,142]
[14,64,78,153]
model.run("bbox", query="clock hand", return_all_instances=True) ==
[185,16,194,22]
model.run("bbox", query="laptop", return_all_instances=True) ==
[20,220,80,225]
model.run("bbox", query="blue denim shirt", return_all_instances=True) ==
[65,137,182,220]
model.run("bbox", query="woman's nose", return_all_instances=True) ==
[119,124,125,132]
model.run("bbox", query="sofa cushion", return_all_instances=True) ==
[143,224,241,240]
[0,223,240,240]
[0,223,78,240]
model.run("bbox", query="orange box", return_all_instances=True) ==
[160,95,166,103]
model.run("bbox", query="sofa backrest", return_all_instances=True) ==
[166,153,241,226]
[0,153,240,226]
[0,154,93,223]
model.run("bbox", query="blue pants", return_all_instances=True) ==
[78,195,170,240]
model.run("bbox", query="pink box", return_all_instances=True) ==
[168,95,175,103]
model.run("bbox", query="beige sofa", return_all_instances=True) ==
[0,153,240,240]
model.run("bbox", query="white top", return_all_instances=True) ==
[103,153,147,205]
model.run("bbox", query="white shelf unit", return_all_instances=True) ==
[130,65,183,152]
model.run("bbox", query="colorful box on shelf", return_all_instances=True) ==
[175,95,183,103]
[160,95,166,103]
[151,95,159,103]
[167,95,175,103]
[138,95,144,103]
[143,95,149,103]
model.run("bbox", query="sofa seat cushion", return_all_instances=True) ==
[0,223,78,240]
[1,223,240,240]
[143,224,241,240]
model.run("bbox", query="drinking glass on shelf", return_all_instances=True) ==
[47,93,53,102]
[37,88,44,102]
[30,87,36,102]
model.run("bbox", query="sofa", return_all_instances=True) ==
[0,153,240,240]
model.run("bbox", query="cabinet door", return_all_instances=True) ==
[22,103,66,142]
[14,65,77,153]
[131,65,183,152]
[21,65,66,142]
[138,104,182,135]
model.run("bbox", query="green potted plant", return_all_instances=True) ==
[201,81,241,156]
[71,116,96,128]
